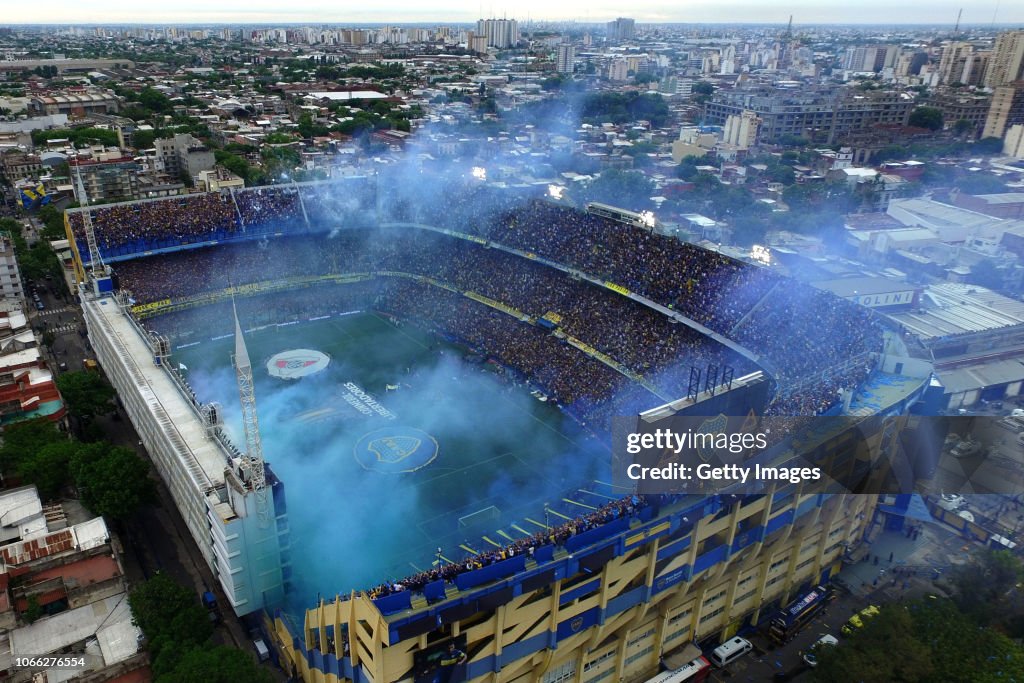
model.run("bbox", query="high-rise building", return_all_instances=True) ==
[937,42,975,85]
[986,30,1024,88]
[843,44,898,72]
[606,17,636,42]
[608,59,630,82]
[556,44,576,75]
[723,110,762,149]
[983,82,1024,140]
[467,32,488,54]
[705,84,915,144]
[1005,124,1024,158]
[475,19,519,49]
[0,232,25,309]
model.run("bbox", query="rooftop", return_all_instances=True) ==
[7,593,139,667]
[88,298,226,493]
[812,276,917,298]
[889,283,1024,340]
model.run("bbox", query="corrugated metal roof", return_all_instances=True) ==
[939,358,1024,394]
[813,276,916,298]
[975,193,1024,204]
[891,283,1024,339]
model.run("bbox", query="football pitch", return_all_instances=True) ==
[172,311,613,613]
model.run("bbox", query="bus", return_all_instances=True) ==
[645,656,713,683]
[769,584,833,643]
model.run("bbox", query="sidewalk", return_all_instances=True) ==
[836,523,962,599]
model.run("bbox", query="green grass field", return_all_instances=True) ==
[173,312,613,612]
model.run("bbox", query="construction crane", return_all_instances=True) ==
[231,303,271,528]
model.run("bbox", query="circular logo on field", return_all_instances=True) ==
[354,427,438,473]
[266,349,330,379]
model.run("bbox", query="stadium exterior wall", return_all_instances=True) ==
[82,296,286,615]
[272,486,888,682]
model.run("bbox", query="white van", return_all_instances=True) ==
[709,636,753,667]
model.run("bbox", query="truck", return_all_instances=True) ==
[202,590,221,624]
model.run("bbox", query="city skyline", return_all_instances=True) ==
[8,0,1024,27]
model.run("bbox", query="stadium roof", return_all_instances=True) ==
[812,276,917,299]
[889,283,1024,340]
[939,359,1024,395]
[89,299,223,492]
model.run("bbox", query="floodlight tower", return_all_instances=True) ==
[231,303,270,528]
[72,160,106,283]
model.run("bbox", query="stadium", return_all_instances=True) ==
[65,171,934,683]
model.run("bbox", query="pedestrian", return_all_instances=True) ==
[889,552,894,563]
[873,555,879,566]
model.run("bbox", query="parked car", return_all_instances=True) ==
[802,634,839,667]
[950,439,985,459]
[842,605,880,635]
[938,494,967,511]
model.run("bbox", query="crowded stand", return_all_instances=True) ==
[469,201,884,383]
[86,181,884,417]
[118,230,752,402]
[367,494,648,599]
[97,182,890,604]
[142,278,660,427]
[233,186,304,229]
[67,193,237,256]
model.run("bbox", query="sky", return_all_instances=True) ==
[15,1,1024,27]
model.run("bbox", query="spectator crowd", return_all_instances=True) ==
[93,181,883,419]
[100,181,893,605]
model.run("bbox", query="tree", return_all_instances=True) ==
[676,154,705,180]
[73,445,155,520]
[138,87,172,114]
[56,371,116,420]
[156,646,273,683]
[908,106,944,131]
[814,598,1024,683]
[953,118,972,137]
[24,596,43,624]
[951,548,1023,621]
[17,441,77,500]
[0,418,63,475]
[129,573,208,643]
[973,137,1004,154]
[814,603,933,682]
[133,129,157,150]
[966,259,1005,292]
[692,81,715,105]
[766,163,796,185]
[583,169,655,211]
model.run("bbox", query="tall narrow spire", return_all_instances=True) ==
[233,301,270,528]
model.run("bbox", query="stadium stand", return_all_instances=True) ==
[66,180,888,609]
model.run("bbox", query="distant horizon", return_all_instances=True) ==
[5,20,1024,28]
[4,1,1023,29]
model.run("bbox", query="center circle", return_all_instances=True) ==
[354,427,439,473]
[266,349,331,379]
